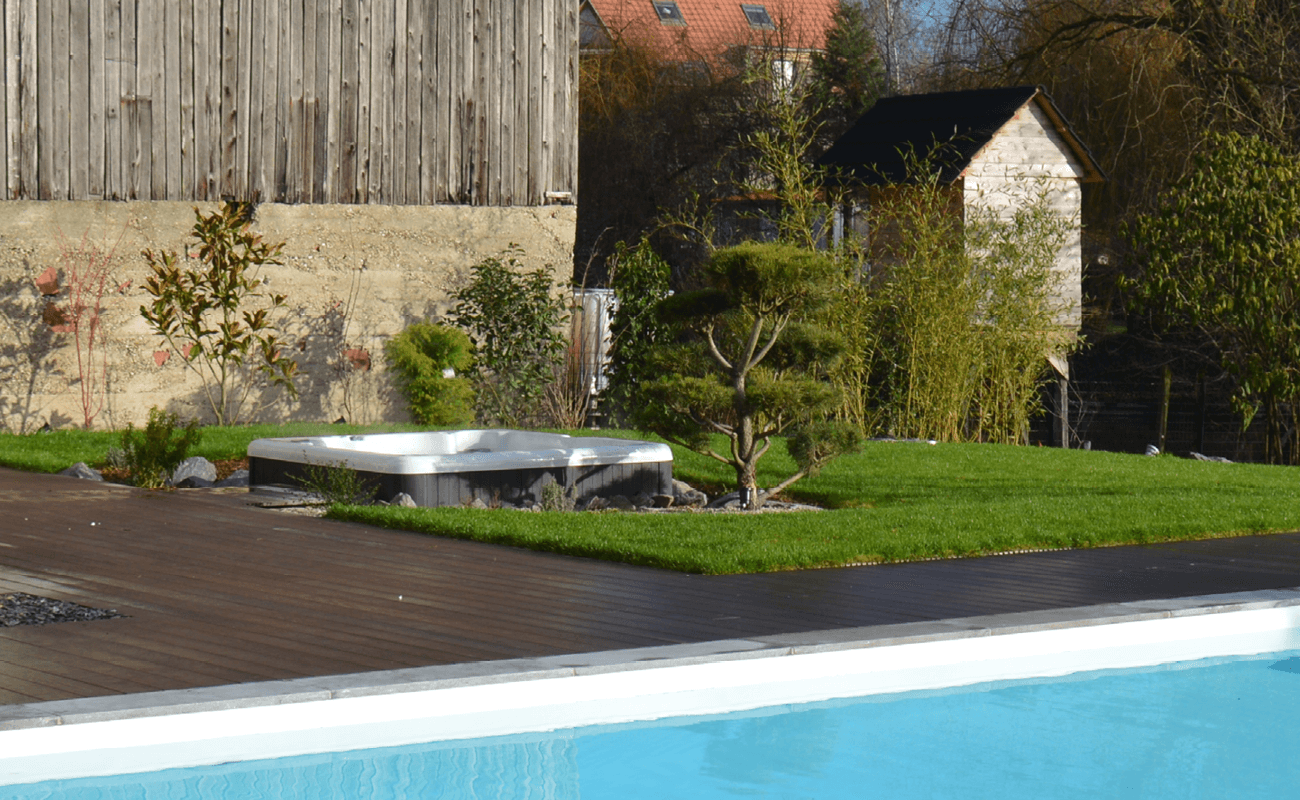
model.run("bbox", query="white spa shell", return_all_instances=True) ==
[246,429,673,475]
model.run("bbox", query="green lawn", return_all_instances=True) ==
[4,424,1297,575]
[331,438,1300,574]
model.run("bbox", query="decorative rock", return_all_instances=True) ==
[171,456,217,486]
[59,462,103,481]
[173,475,215,489]
[469,497,489,510]
[651,493,675,508]
[215,469,250,488]
[631,491,656,509]
[583,496,608,511]
[1190,452,1232,463]
[671,479,708,508]
[1144,444,1160,456]
[606,495,636,512]
[392,492,419,507]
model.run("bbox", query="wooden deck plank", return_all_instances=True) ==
[4,468,1300,705]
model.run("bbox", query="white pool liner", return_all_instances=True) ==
[3,589,1300,786]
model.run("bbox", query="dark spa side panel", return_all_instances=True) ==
[249,457,673,508]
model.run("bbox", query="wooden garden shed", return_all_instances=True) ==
[820,85,1105,333]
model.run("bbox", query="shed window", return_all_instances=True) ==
[652,1,687,25]
[741,4,775,29]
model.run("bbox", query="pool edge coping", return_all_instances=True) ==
[5,586,1300,732]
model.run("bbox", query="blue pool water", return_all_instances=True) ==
[8,648,1300,799]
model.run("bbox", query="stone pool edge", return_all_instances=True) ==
[5,586,1300,732]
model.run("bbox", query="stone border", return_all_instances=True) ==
[4,587,1299,731]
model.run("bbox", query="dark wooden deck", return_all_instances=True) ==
[2,467,1299,706]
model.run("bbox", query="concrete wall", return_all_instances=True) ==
[0,200,576,431]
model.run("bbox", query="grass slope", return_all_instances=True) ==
[331,440,1300,574]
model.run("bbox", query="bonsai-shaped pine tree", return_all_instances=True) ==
[638,242,859,509]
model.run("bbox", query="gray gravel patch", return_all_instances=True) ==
[0,593,125,627]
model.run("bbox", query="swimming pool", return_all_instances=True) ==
[3,589,1299,794]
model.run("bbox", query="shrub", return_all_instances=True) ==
[383,323,476,426]
[140,202,298,425]
[119,407,202,489]
[451,248,568,427]
[297,461,380,506]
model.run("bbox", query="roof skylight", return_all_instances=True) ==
[741,4,775,29]
[652,1,687,25]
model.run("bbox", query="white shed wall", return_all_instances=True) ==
[963,101,1085,330]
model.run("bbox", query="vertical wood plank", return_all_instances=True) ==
[389,0,405,204]
[220,0,239,198]
[51,0,69,199]
[178,0,194,200]
[88,0,105,198]
[136,0,156,199]
[258,0,278,200]
[17,0,36,197]
[355,0,370,202]
[200,0,219,199]
[37,0,54,198]
[460,0,475,202]
[420,0,436,203]
[367,0,387,203]
[5,0,18,197]
[287,0,304,203]
[561,0,576,197]
[237,0,254,199]
[69,0,89,199]
[525,0,538,204]
[321,0,339,200]
[301,0,316,203]
[405,0,422,203]
[276,0,292,201]
[499,0,513,204]
[156,0,177,199]
[103,0,121,200]
[121,0,139,198]
[339,0,357,202]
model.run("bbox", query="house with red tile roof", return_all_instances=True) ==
[581,0,839,69]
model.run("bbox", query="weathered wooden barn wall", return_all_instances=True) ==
[0,0,579,431]
[0,0,577,206]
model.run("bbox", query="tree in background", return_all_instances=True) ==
[638,243,859,509]
[604,238,675,425]
[1126,133,1300,464]
[810,0,887,136]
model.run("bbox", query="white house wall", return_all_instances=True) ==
[963,101,1085,331]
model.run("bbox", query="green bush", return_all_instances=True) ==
[120,407,202,488]
[383,323,476,426]
[451,248,568,427]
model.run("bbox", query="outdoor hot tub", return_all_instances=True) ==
[247,429,673,507]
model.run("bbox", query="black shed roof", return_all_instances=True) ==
[818,86,1105,185]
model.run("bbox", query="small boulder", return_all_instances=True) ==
[582,496,608,511]
[1190,452,1232,463]
[651,493,675,508]
[391,492,418,507]
[171,456,217,486]
[606,495,636,512]
[1144,444,1160,456]
[173,475,215,489]
[672,479,708,508]
[215,469,250,488]
[469,497,489,510]
[59,462,103,481]
[631,491,656,509]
